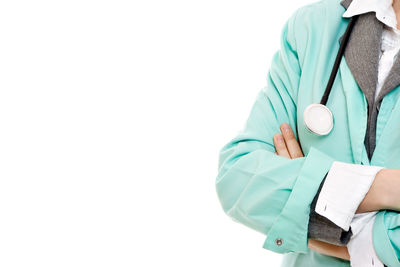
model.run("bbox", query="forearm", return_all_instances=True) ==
[356,169,400,213]
[309,168,400,266]
[307,165,396,247]
[308,239,350,261]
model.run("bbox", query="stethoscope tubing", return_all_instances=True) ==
[320,15,359,106]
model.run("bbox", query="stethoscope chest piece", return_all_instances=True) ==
[303,104,333,136]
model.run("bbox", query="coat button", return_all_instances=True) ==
[275,238,283,246]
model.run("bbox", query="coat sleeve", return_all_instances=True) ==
[215,10,336,254]
[372,210,400,266]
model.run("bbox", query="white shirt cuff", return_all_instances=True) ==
[347,213,384,267]
[315,161,384,231]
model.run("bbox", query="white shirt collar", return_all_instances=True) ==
[342,0,398,30]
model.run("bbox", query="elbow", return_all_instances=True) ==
[215,161,261,230]
[214,141,278,234]
[215,172,270,234]
[215,166,238,216]
[215,144,242,213]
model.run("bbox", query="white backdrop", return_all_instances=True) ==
[0,0,317,266]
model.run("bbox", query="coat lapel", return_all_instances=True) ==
[340,0,352,10]
[339,0,383,110]
[340,0,400,108]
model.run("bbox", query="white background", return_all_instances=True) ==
[0,0,316,266]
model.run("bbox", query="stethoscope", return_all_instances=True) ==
[303,15,359,135]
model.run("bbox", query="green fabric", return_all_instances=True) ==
[373,211,400,267]
[215,0,400,266]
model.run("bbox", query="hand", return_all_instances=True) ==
[308,239,350,261]
[273,123,304,159]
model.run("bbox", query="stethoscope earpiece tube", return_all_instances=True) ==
[320,15,359,106]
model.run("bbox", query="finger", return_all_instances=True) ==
[273,133,291,158]
[280,123,304,158]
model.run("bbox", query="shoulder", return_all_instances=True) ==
[283,0,347,63]
[288,0,346,37]
[291,0,345,23]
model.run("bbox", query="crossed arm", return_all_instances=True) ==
[272,122,400,261]
[272,122,350,260]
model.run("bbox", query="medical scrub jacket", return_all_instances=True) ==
[215,0,400,266]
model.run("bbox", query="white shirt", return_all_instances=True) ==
[314,0,400,266]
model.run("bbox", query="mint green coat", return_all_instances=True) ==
[215,0,400,266]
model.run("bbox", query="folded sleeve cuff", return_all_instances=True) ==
[315,161,384,231]
[262,147,335,254]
